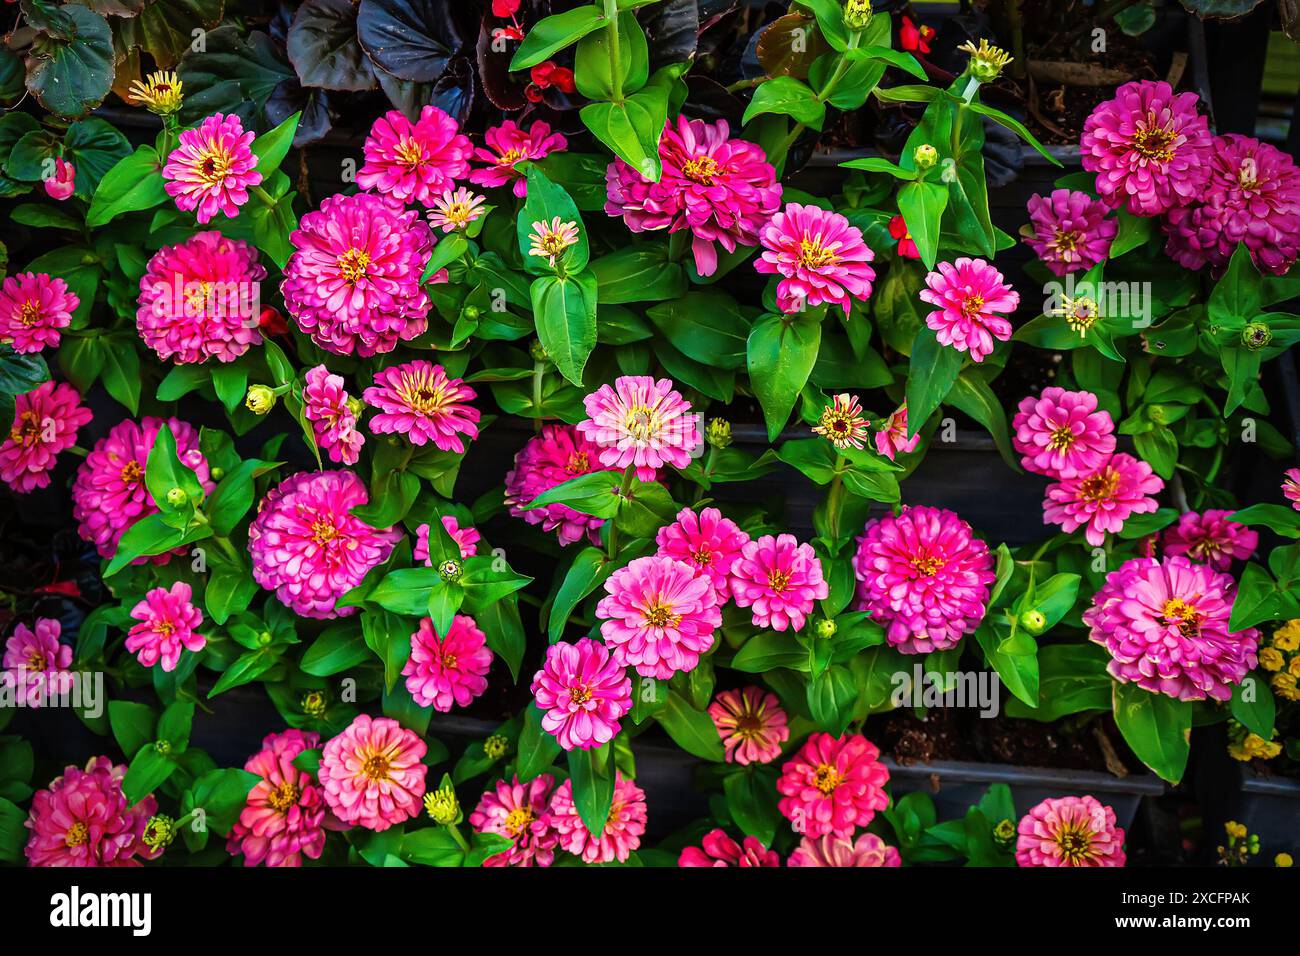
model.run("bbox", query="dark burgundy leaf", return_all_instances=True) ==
[288,0,378,92]
[357,0,462,84]
[641,0,700,70]
[267,79,334,146]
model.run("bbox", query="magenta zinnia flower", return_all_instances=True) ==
[1012,386,1117,479]
[0,272,78,354]
[363,361,480,452]
[776,733,890,839]
[875,402,920,461]
[708,686,789,765]
[25,757,159,867]
[852,505,996,654]
[504,424,619,546]
[0,381,91,493]
[318,714,428,831]
[1161,510,1257,571]
[729,533,828,632]
[1083,555,1259,702]
[549,772,646,864]
[604,115,781,276]
[247,471,401,619]
[919,257,1019,363]
[679,829,780,867]
[755,203,876,315]
[1081,80,1212,217]
[125,581,206,672]
[1024,188,1117,276]
[1042,452,1163,547]
[469,120,567,197]
[530,637,632,751]
[162,112,261,223]
[654,506,750,601]
[577,375,701,479]
[788,832,902,867]
[469,774,559,868]
[356,106,471,206]
[303,364,364,466]
[414,515,480,564]
[1285,469,1300,511]
[3,618,73,708]
[1015,795,1126,867]
[281,193,433,356]
[402,614,493,713]
[227,729,328,867]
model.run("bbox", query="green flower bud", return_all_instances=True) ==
[142,814,176,851]
[1021,609,1047,634]
[530,339,550,363]
[154,739,172,755]
[1242,322,1272,351]
[913,144,938,170]
[424,783,459,825]
[245,384,276,415]
[959,38,1012,82]
[301,690,328,719]
[992,818,1016,849]
[210,466,225,481]
[811,617,838,640]
[439,558,463,583]
[346,396,365,418]
[1147,404,1168,424]
[843,0,873,31]
[462,305,481,322]
[705,417,732,449]
[165,486,188,507]
[484,734,509,759]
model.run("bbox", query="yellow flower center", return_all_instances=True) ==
[681,155,721,186]
[812,763,842,795]
[1048,425,1076,451]
[1051,229,1081,261]
[336,247,371,284]
[1053,819,1098,865]
[361,753,391,783]
[1077,468,1120,503]
[798,238,838,271]
[442,653,458,670]
[565,451,590,475]
[961,294,986,318]
[120,460,143,485]
[504,807,535,838]
[267,780,301,813]
[1162,598,1202,638]
[27,650,47,671]
[498,148,526,166]
[197,146,234,186]
[311,518,339,545]
[625,406,659,442]
[909,553,945,576]
[155,620,175,638]
[18,300,41,326]
[690,548,714,567]
[643,601,680,629]
[11,410,41,446]
[394,138,426,170]
[768,570,790,593]
[65,822,89,847]
[396,372,451,417]
[569,683,592,706]
[1131,121,1178,163]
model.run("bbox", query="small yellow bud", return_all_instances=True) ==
[913,144,938,169]
[424,784,460,825]
[245,384,276,415]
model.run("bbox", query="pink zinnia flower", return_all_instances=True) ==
[318,714,428,831]
[1161,510,1258,571]
[303,364,364,466]
[888,214,920,259]
[919,257,1019,363]
[530,637,632,751]
[1081,80,1212,217]
[549,772,646,864]
[852,505,996,654]
[247,471,401,619]
[0,272,78,354]
[402,614,493,713]
[755,203,876,315]
[776,733,890,839]
[162,112,261,223]
[45,157,75,200]
[227,729,328,867]
[469,120,567,197]
[708,686,789,765]
[427,186,487,233]
[281,192,433,356]
[729,533,828,632]
[363,361,480,451]
[136,231,267,364]
[356,106,471,206]
[577,375,701,479]
[654,506,750,600]
[1285,468,1300,511]
[469,774,559,867]
[1083,555,1259,702]
[125,581,206,672]
[3,618,73,708]
[875,402,921,461]
[1023,189,1117,276]
[679,829,780,867]
[0,381,92,493]
[1012,386,1117,479]
[605,116,781,276]
[1043,452,1164,547]
[788,832,902,867]
[24,757,159,867]
[1015,795,1126,867]
[596,555,721,680]
[504,424,618,546]
[414,515,480,564]
[71,416,212,560]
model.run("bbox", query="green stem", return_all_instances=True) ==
[532,359,545,433]
[827,456,846,542]
[211,534,242,565]
[604,0,624,104]
[606,464,637,560]
[446,823,471,854]
[251,185,277,208]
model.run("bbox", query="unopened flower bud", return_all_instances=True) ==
[462,305,481,321]
[529,339,550,363]
[992,818,1016,848]
[705,417,732,449]
[1021,609,1047,633]
[484,734,509,759]
[301,690,328,719]
[165,486,188,507]
[1147,404,1168,424]
[843,0,873,31]
[245,384,276,415]
[424,783,459,825]
[142,814,176,851]
[1242,322,1272,350]
[811,617,838,640]
[439,558,463,583]
[959,38,1012,82]
[209,466,225,481]
[154,739,172,755]
[913,144,938,169]
[346,396,365,418]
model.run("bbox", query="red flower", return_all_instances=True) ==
[258,306,289,337]
[888,214,920,259]
[531,61,575,93]
[34,580,81,598]
[492,0,520,16]
[900,16,934,54]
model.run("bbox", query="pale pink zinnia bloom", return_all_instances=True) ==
[303,364,364,466]
[427,186,487,232]
[729,533,828,632]
[162,112,262,224]
[549,773,646,864]
[227,729,328,867]
[414,515,480,564]
[504,424,619,546]
[812,393,870,450]
[654,506,750,601]
[678,829,780,867]
[1083,555,1259,702]
[852,505,996,654]
[1285,468,1300,511]
[777,733,890,839]
[1015,795,1126,867]
[1023,189,1117,276]
[708,686,789,765]
[919,257,1019,363]
[356,106,471,206]
[45,157,75,200]
[0,381,92,493]
[1161,510,1258,571]
[24,757,160,867]
[1012,386,1117,479]
[469,120,567,197]
[755,202,876,315]
[527,217,580,267]
[0,272,78,354]
[363,361,480,452]
[402,614,493,713]
[577,375,701,479]
[530,637,632,751]
[125,581,206,672]
[318,714,428,831]
[788,832,902,867]
[1042,452,1163,547]
[3,618,73,708]
[875,402,921,461]
[469,774,559,867]
[247,471,401,619]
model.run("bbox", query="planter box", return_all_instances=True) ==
[1236,770,1300,856]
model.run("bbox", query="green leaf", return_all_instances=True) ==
[1112,682,1191,783]
[975,623,1038,708]
[301,622,370,676]
[100,335,142,414]
[362,608,414,693]
[549,547,611,641]
[573,10,648,99]
[896,179,948,269]
[965,100,1059,165]
[527,470,621,518]
[183,769,260,841]
[402,827,464,867]
[1004,644,1112,721]
[590,245,685,304]
[945,370,1018,471]
[807,663,856,736]
[122,746,175,806]
[24,5,115,117]
[568,744,616,835]
[204,560,258,626]
[518,166,588,274]
[731,631,809,672]
[108,700,157,759]
[657,691,725,761]
[747,313,821,441]
[722,770,781,846]
[579,63,687,181]
[516,703,562,781]
[743,75,826,130]
[645,292,750,370]
[251,111,300,176]
[476,596,526,682]
[904,325,962,437]
[1230,672,1275,739]
[531,270,599,387]
[208,647,279,697]
[509,5,606,71]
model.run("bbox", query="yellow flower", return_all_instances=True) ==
[1273,671,1299,701]
[1225,821,1247,840]
[958,39,1012,82]
[1290,656,1300,678]
[245,385,276,415]
[424,783,459,825]
[1277,853,1294,868]
[129,71,184,115]
[1272,619,1300,651]
[1260,647,1285,672]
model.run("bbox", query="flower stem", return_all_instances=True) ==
[251,185,277,208]
[606,464,637,560]
[446,822,471,854]
[604,0,624,104]
[827,456,847,541]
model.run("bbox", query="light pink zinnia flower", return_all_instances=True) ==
[303,364,364,465]
[1043,452,1163,547]
[596,555,721,680]
[1015,795,1126,867]
[469,774,559,867]
[755,203,876,315]
[576,375,701,479]
[1083,555,1259,702]
[604,116,781,276]
[549,773,646,864]
[363,361,480,452]
[1012,386,1117,479]
[162,112,261,223]
[654,506,750,601]
[414,515,480,564]
[788,832,902,867]
[45,157,75,200]
[1081,80,1212,217]
[318,714,428,831]
[919,257,1019,363]
[530,637,632,751]
[427,186,487,232]
[227,729,328,867]
[679,829,780,867]
[469,120,567,197]
[1161,510,1258,571]
[1024,189,1117,276]
[708,686,789,765]
[125,581,206,672]
[402,614,493,713]
[0,381,92,493]
[1285,469,1300,511]
[24,757,159,867]
[281,192,433,356]
[875,402,920,461]
[504,424,619,546]
[777,733,890,839]
[3,619,73,707]
[247,471,401,619]
[852,505,996,654]
[729,533,828,632]
[356,106,471,206]
[0,272,78,354]
[136,231,266,364]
